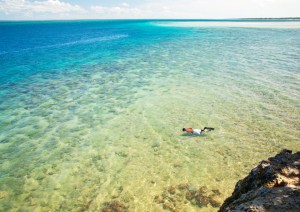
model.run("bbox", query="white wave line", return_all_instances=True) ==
[0,34,128,55]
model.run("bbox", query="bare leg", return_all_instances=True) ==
[203,127,214,132]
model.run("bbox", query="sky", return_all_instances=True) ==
[0,0,299,20]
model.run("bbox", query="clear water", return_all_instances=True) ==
[0,20,299,211]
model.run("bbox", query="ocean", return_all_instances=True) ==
[0,20,299,211]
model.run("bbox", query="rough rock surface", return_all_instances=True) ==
[219,149,300,212]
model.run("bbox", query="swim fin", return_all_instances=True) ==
[203,127,214,131]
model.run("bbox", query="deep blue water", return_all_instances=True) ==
[1,20,300,84]
[0,21,181,84]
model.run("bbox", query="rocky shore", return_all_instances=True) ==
[219,149,300,212]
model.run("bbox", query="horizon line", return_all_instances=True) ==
[1,17,300,22]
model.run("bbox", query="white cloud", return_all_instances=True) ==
[0,0,299,20]
[90,5,142,18]
[0,0,85,15]
[139,0,300,18]
[88,0,299,19]
[253,0,275,7]
[90,2,177,19]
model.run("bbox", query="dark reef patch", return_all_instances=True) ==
[154,182,222,211]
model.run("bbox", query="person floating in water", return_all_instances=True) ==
[182,127,214,135]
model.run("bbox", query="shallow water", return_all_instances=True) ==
[154,20,300,28]
[0,20,299,211]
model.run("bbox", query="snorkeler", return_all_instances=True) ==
[182,127,214,135]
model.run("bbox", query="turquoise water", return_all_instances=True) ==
[0,20,299,211]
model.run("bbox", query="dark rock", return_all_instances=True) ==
[102,200,128,212]
[207,193,222,207]
[219,149,300,212]
[195,194,210,207]
[167,185,176,195]
[155,182,224,210]
[177,182,189,190]
[198,186,208,193]
[212,189,221,196]
[163,201,178,212]
[154,195,164,204]
[185,190,196,200]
